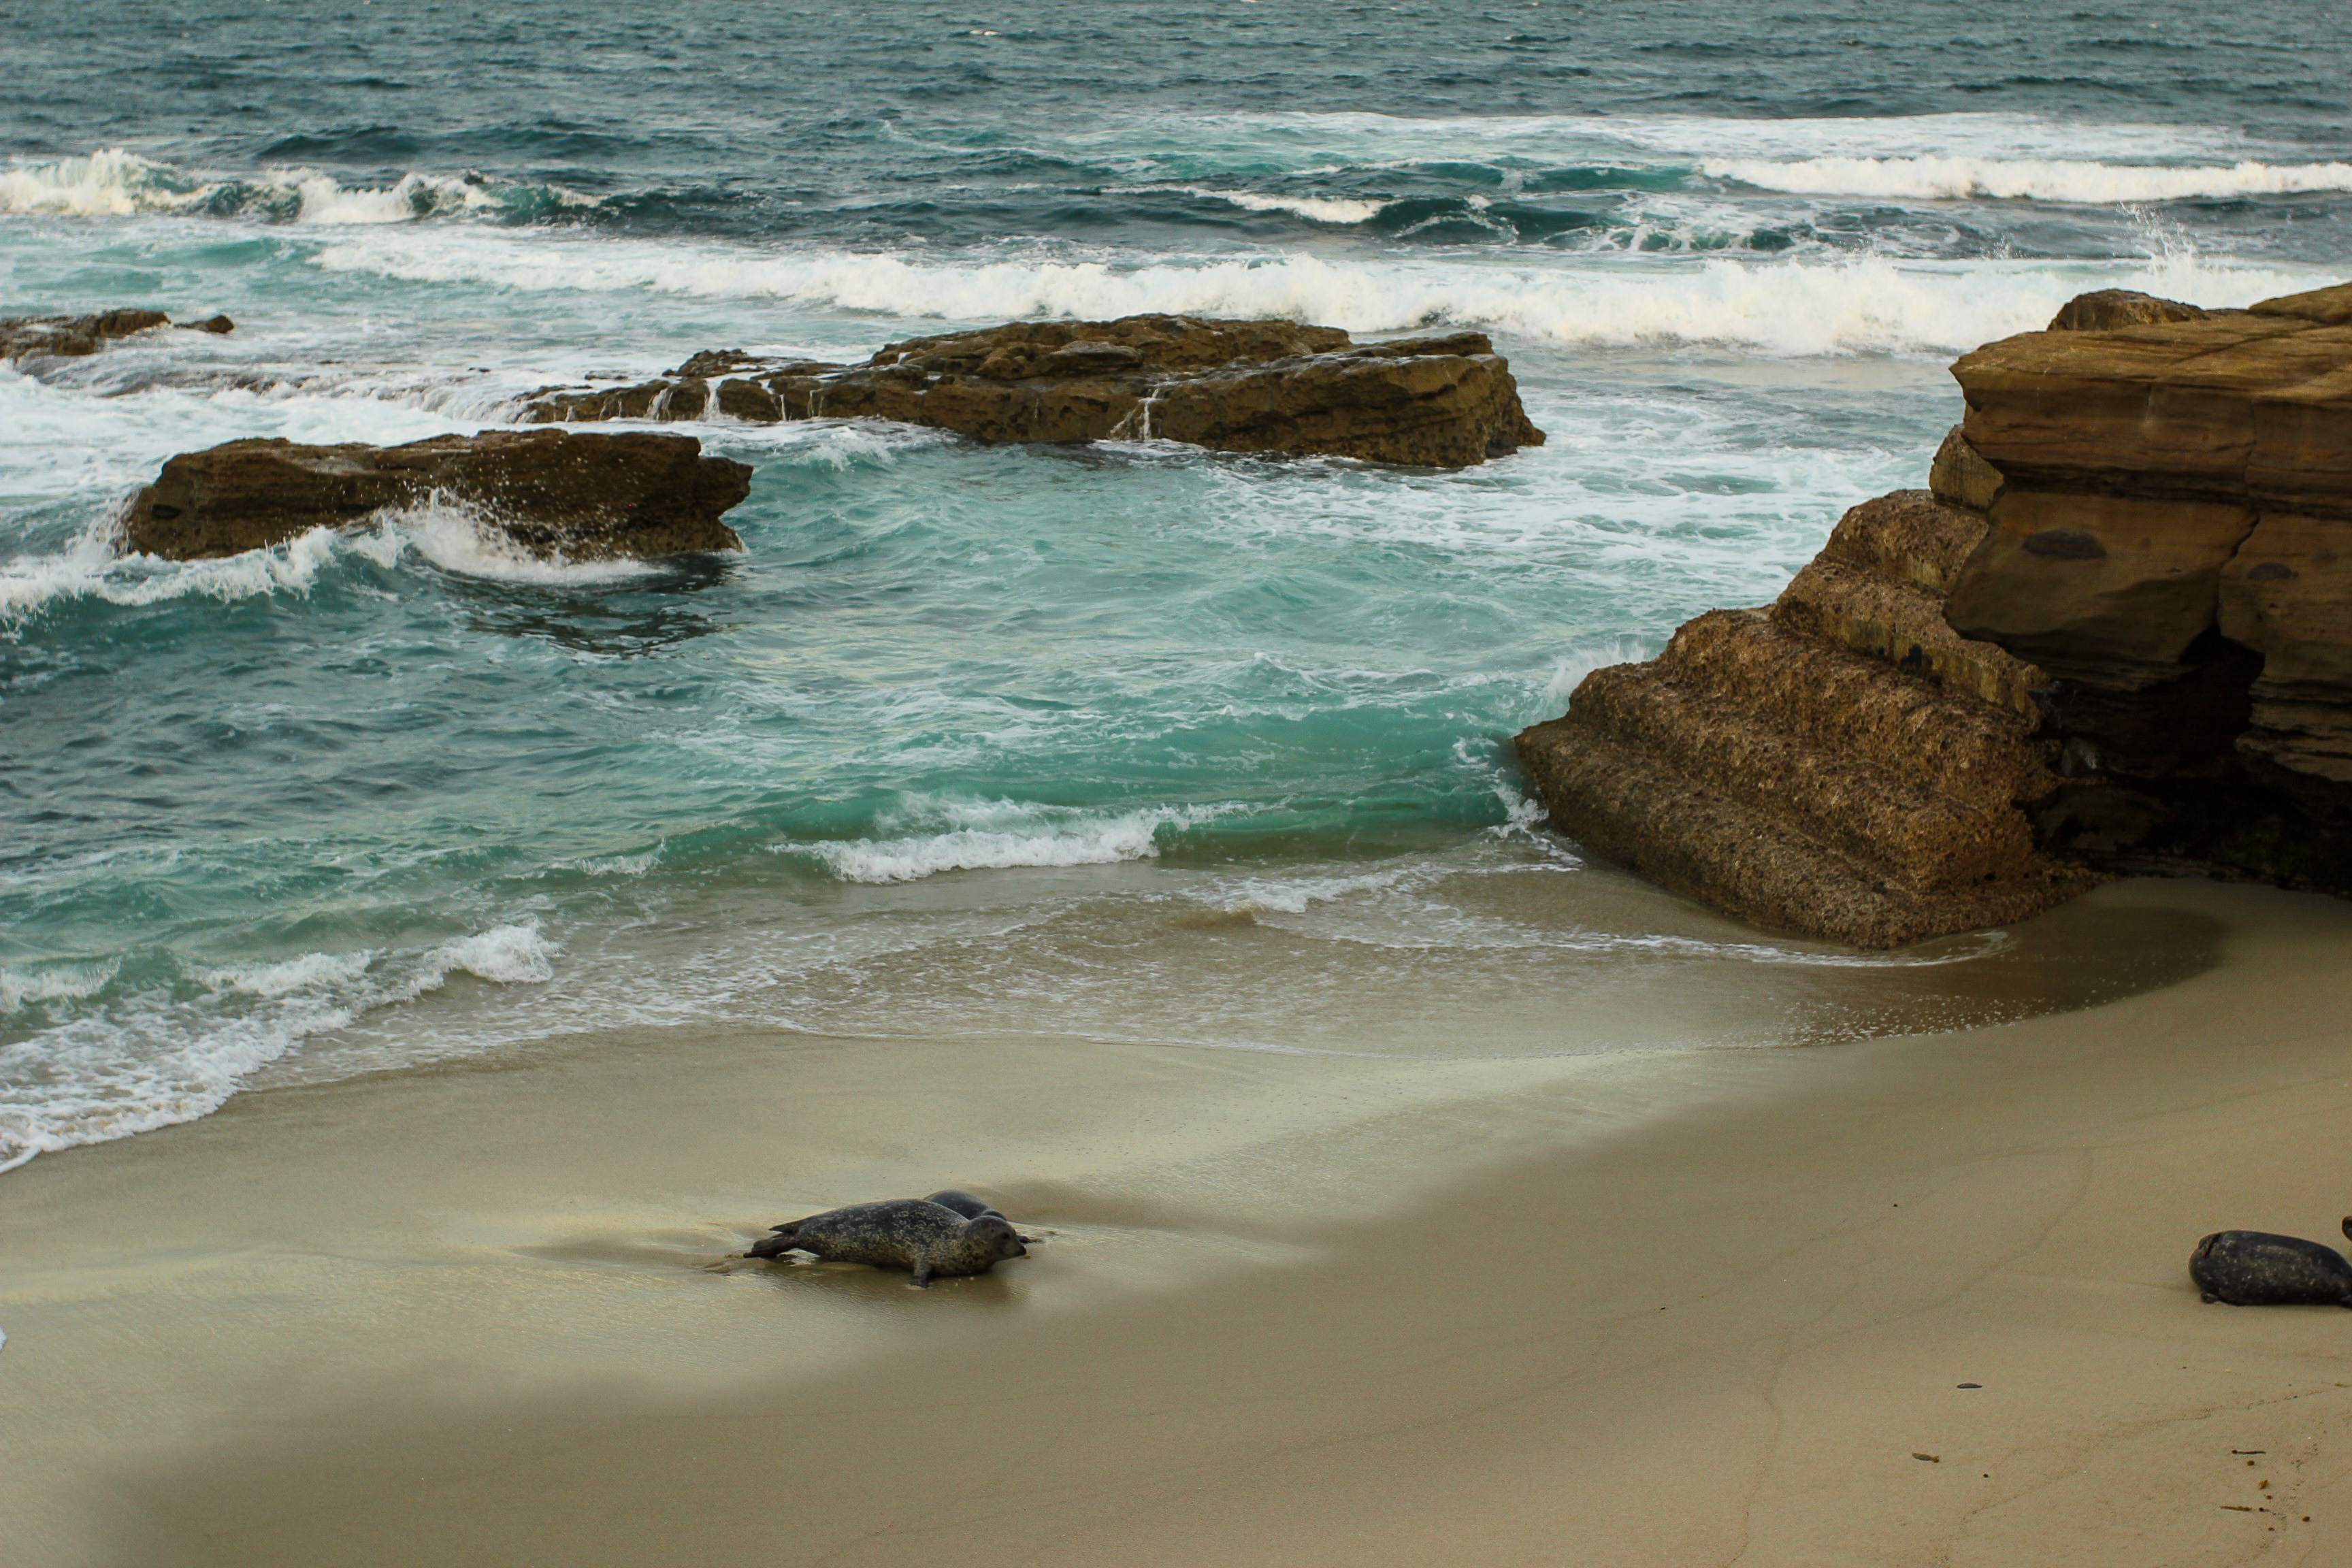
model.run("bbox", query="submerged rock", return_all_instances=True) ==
[522,314,1545,469]
[121,429,751,562]
[0,308,233,361]
[1514,280,2352,946]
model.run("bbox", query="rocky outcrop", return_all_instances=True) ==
[121,430,751,562]
[2045,289,2211,332]
[1514,280,2352,946]
[1516,491,2098,948]
[1,309,233,361]
[1942,280,2352,885]
[522,314,1544,469]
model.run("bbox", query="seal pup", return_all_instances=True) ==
[748,1198,1026,1287]
[2189,1219,2352,1306]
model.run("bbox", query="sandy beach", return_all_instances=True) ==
[1,876,2345,1567]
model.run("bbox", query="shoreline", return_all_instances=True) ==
[1,879,2349,1565]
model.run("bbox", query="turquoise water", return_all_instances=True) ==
[3,1,2344,1166]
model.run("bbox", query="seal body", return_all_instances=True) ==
[2190,1226,2352,1306]
[924,1189,1007,1222]
[749,1198,1026,1286]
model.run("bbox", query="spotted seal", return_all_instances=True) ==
[2190,1219,2352,1307]
[923,1189,1007,1222]
[748,1197,1027,1287]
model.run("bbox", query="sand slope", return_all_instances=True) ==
[2,882,2349,1565]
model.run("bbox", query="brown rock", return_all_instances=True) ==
[120,430,751,562]
[1927,425,2003,513]
[523,314,1544,469]
[1,308,173,361]
[1944,490,2257,679]
[2248,281,2352,326]
[1520,277,2352,940]
[2046,289,2210,332]
[1774,493,2046,717]
[1513,495,2091,949]
[2219,512,2352,808]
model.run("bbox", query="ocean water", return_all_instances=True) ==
[1,0,2342,1170]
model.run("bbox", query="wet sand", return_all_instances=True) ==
[5,880,2351,1566]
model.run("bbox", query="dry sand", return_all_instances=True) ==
[4,879,2351,1566]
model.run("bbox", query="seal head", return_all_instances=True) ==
[749,1197,1028,1287]
[2189,1224,2352,1307]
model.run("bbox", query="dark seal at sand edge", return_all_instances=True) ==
[2189,1220,2352,1306]
[749,1197,1028,1287]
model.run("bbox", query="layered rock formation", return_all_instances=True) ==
[1946,278,2352,887]
[1516,490,2101,947]
[1516,280,2352,945]
[522,314,1544,469]
[1,308,233,361]
[122,430,751,562]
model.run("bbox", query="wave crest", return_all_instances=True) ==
[0,147,597,225]
[0,924,557,1174]
[789,799,1237,883]
[312,232,2321,356]
[1706,154,2352,203]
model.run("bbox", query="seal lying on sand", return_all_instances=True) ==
[923,1189,1007,1222]
[749,1197,1027,1287]
[2190,1220,2352,1306]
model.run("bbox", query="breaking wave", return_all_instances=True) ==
[0,505,680,632]
[1105,184,1388,225]
[1706,154,2352,203]
[0,147,595,225]
[788,799,1238,883]
[0,924,557,1173]
[310,231,2319,355]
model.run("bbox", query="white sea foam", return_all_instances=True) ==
[421,924,560,985]
[389,501,672,584]
[1105,184,1387,224]
[797,800,1234,883]
[1705,154,2352,203]
[198,949,375,998]
[0,147,595,224]
[310,229,2319,357]
[0,960,119,1013]
[0,521,348,628]
[1207,865,1424,916]
[0,923,557,1173]
[0,148,217,216]
[1130,110,2249,169]
[0,503,681,630]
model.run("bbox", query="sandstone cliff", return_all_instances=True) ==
[1516,283,2352,947]
[122,430,751,562]
[521,314,1545,470]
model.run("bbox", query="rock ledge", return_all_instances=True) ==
[523,314,1544,469]
[123,430,751,562]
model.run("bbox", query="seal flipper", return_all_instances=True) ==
[747,1221,804,1260]
[909,1262,934,1288]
